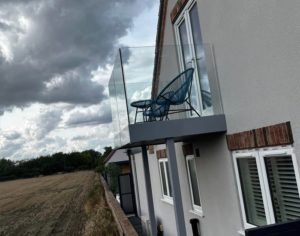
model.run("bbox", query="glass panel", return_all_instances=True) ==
[165,162,173,197]
[120,47,154,124]
[188,159,201,206]
[108,52,130,147]
[108,44,224,147]
[160,162,168,196]
[265,155,300,223]
[119,175,131,194]
[121,194,134,213]
[179,20,192,69]
[237,157,267,226]
[189,3,212,112]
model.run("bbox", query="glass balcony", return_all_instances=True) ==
[109,44,226,148]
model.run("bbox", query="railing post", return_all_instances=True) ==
[141,145,157,236]
[166,138,187,236]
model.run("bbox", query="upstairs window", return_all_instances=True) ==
[233,147,300,229]
[174,0,212,116]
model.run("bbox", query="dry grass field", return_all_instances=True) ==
[0,171,119,236]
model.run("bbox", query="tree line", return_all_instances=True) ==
[0,147,112,181]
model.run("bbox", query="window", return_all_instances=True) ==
[158,158,173,201]
[233,147,300,229]
[174,0,212,116]
[186,155,202,213]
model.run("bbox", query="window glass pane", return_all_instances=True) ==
[165,162,173,197]
[189,3,211,110]
[178,20,192,70]
[265,155,300,223]
[160,162,168,196]
[188,159,201,206]
[237,157,267,226]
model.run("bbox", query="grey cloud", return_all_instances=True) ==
[0,141,24,159]
[119,46,132,65]
[3,131,21,140]
[72,135,89,141]
[0,0,154,109]
[0,21,10,31]
[66,105,112,127]
[42,74,107,105]
[34,136,67,155]
[34,109,63,139]
[0,106,13,116]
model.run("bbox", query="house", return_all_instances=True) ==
[104,149,131,175]
[104,149,138,217]
[109,0,300,235]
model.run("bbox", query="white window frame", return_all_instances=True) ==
[158,158,173,203]
[186,155,203,214]
[173,0,209,116]
[233,146,300,230]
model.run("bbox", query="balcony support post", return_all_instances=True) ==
[141,145,157,236]
[166,138,187,236]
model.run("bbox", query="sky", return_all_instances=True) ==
[0,0,159,160]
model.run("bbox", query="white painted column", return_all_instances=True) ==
[141,145,157,235]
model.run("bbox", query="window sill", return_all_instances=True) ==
[189,209,204,218]
[160,198,173,205]
[238,230,245,236]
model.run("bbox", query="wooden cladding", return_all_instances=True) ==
[226,122,293,151]
[227,130,256,150]
[148,145,154,154]
[156,149,167,159]
[155,143,193,159]
[170,0,188,23]
[182,143,194,156]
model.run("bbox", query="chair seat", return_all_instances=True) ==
[130,99,153,109]
[143,102,170,119]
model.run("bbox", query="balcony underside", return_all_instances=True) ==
[122,114,227,148]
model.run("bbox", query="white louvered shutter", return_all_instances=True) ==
[264,155,300,223]
[237,157,267,226]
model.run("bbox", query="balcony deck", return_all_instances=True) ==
[124,115,226,148]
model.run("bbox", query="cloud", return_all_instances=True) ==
[26,108,63,139]
[3,131,21,140]
[0,131,25,158]
[65,102,112,127]
[0,141,24,159]
[0,0,159,160]
[0,0,154,110]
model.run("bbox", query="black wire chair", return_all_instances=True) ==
[144,68,200,121]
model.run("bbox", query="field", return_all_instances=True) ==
[0,171,118,236]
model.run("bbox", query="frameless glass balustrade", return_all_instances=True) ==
[109,44,224,148]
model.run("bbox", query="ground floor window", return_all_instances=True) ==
[233,147,300,229]
[186,155,202,213]
[158,158,173,201]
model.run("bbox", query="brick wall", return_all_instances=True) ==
[226,122,293,150]
[100,176,138,236]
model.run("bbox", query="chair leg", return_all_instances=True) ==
[134,108,138,123]
[142,109,146,122]
[186,100,201,117]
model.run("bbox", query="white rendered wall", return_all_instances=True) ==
[132,0,300,235]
